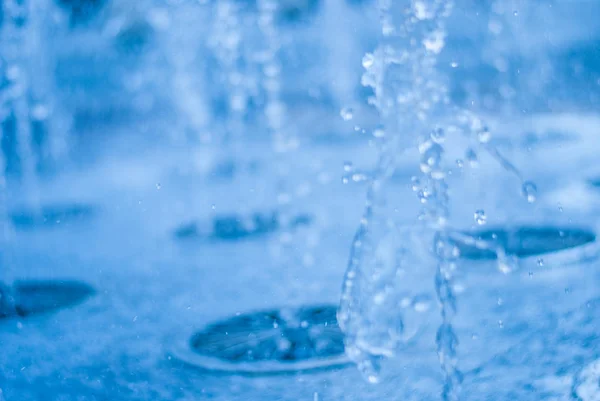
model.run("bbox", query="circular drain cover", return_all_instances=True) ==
[10,203,95,229]
[173,212,311,241]
[451,226,596,261]
[0,280,95,319]
[171,304,350,375]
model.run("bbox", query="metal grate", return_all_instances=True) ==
[0,280,94,319]
[10,203,95,229]
[174,211,311,241]
[171,304,349,375]
[451,226,596,260]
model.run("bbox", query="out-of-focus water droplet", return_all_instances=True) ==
[352,173,368,182]
[498,320,504,328]
[430,127,445,144]
[211,204,216,210]
[362,53,375,69]
[343,161,354,173]
[450,61,458,68]
[474,209,486,225]
[513,10,518,16]
[521,181,537,203]
[420,142,443,174]
[528,271,533,278]
[340,107,354,121]
[558,204,563,212]
[455,159,464,168]
[373,128,385,138]
[411,176,421,191]
[156,183,161,190]
[423,29,446,54]
[478,127,492,143]
[465,148,478,167]
[537,258,544,267]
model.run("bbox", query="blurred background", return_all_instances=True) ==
[1,0,600,400]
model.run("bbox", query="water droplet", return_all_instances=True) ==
[156,183,161,190]
[528,271,533,278]
[498,320,504,328]
[521,181,537,203]
[450,61,458,68]
[362,53,375,69]
[455,159,464,168]
[430,127,445,143]
[537,258,544,267]
[211,204,216,210]
[513,10,518,16]
[373,128,385,138]
[411,176,421,191]
[343,161,354,173]
[352,173,368,182]
[478,127,492,143]
[420,142,443,174]
[465,148,478,167]
[474,209,487,225]
[340,107,354,121]
[423,29,446,54]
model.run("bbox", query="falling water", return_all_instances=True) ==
[338,0,457,391]
[209,0,248,150]
[321,0,360,112]
[1,0,39,205]
[163,3,211,143]
[27,0,72,165]
[339,1,539,398]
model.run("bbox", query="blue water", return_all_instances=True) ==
[1,1,600,400]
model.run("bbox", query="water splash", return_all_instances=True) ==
[338,2,462,396]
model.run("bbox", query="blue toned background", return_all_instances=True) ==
[1,1,600,400]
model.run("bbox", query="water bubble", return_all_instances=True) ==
[340,107,354,121]
[521,181,537,203]
[473,210,487,225]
